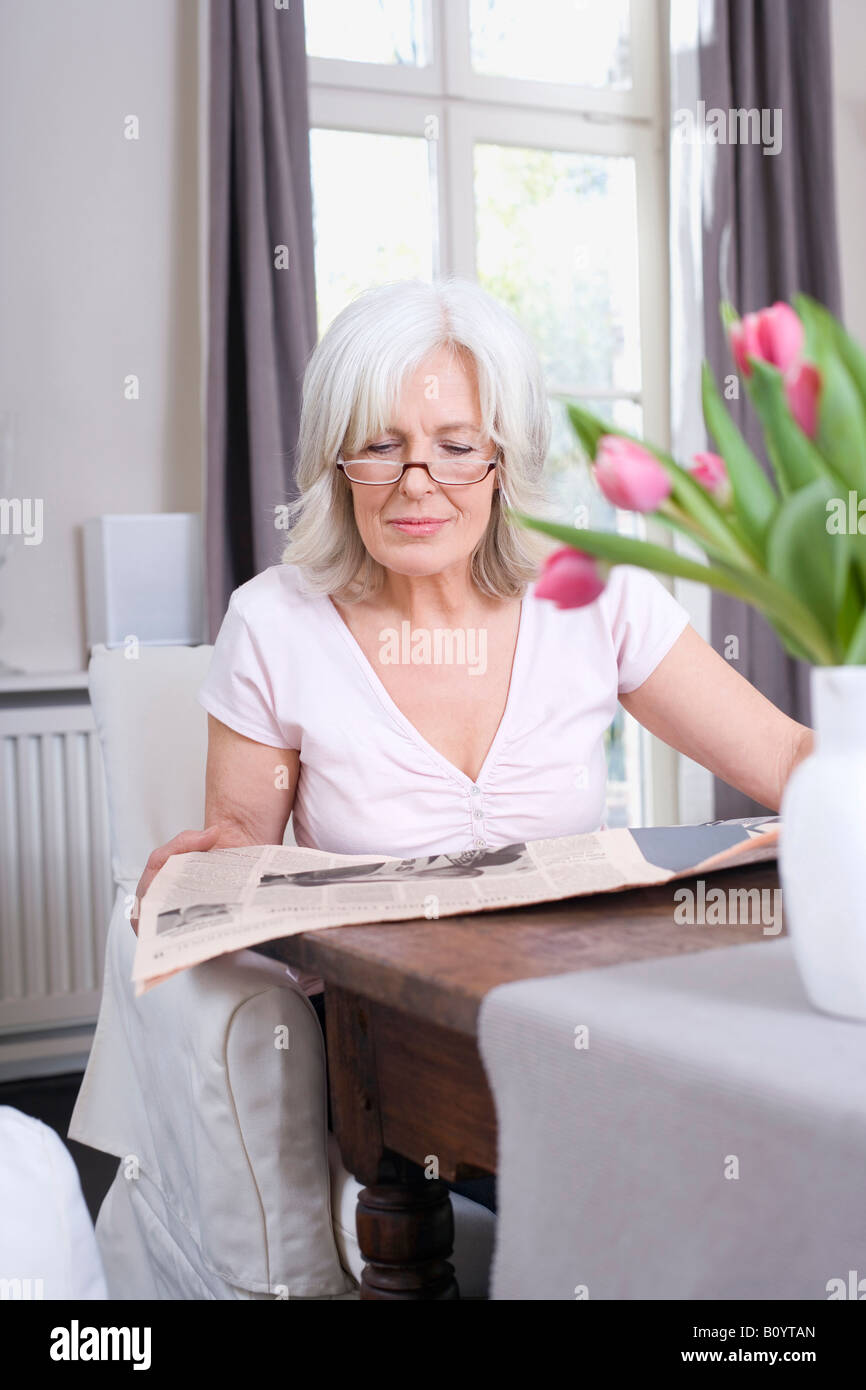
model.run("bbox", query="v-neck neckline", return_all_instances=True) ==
[323,590,531,789]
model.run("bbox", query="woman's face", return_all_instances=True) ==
[345,347,499,582]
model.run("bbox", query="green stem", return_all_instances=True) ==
[657,500,762,569]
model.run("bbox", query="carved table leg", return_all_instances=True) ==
[356,1179,458,1300]
[324,985,462,1299]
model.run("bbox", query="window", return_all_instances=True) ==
[305,0,429,67]
[304,0,669,827]
[309,128,435,334]
[468,0,631,89]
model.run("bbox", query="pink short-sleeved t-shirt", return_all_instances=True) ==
[197,561,689,860]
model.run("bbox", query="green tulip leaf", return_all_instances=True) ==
[844,604,866,664]
[564,402,608,460]
[774,626,825,665]
[655,505,758,568]
[835,564,865,652]
[791,295,866,489]
[766,477,849,632]
[815,354,866,490]
[701,361,778,548]
[849,524,866,595]
[795,293,866,422]
[746,358,834,492]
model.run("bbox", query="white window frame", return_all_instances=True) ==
[306,0,678,827]
[443,0,659,119]
[307,0,659,116]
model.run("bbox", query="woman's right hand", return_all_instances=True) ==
[129,826,222,936]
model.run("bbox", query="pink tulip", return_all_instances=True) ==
[691,451,732,506]
[729,302,804,376]
[785,362,821,439]
[535,546,608,609]
[755,303,805,372]
[729,312,762,377]
[594,436,672,513]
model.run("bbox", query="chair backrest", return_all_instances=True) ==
[88,644,214,887]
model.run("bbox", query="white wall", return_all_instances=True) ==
[831,0,866,346]
[0,0,202,673]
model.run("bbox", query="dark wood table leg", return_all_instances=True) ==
[356,1177,458,1300]
[325,985,459,1300]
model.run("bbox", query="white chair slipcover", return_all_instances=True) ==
[69,644,495,1299]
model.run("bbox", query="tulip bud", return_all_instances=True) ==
[755,303,804,373]
[691,451,733,507]
[535,546,608,609]
[729,302,804,377]
[729,312,762,377]
[594,436,672,513]
[785,362,821,439]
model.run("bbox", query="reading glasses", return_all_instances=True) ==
[337,450,500,486]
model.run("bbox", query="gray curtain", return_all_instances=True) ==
[206,0,317,637]
[698,0,842,817]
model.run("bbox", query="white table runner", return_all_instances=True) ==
[478,939,866,1300]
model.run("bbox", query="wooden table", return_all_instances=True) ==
[256,862,782,1299]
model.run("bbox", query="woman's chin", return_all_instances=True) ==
[368,539,472,578]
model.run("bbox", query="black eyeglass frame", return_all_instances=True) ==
[336,450,500,486]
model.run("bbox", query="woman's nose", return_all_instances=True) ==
[398,463,438,497]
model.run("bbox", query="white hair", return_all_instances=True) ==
[281,276,552,600]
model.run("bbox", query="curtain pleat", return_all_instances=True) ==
[206,0,317,637]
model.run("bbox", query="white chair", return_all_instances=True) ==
[69,643,496,1299]
[0,1107,107,1300]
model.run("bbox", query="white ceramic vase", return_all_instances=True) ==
[779,666,866,1020]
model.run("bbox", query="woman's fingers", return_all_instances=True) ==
[129,825,222,936]
[159,825,223,860]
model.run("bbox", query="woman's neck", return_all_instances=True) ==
[374,567,496,628]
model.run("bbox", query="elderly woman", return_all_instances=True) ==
[134,277,811,1203]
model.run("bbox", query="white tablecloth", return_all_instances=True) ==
[478,939,866,1300]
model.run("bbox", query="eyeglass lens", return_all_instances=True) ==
[342,449,495,484]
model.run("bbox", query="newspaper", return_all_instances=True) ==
[131,818,780,994]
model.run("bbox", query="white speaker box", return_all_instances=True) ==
[83,513,206,650]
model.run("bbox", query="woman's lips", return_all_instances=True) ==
[387,518,449,536]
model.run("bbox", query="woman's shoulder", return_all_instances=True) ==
[229,563,326,625]
[524,563,689,662]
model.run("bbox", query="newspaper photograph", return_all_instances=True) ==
[131,818,780,994]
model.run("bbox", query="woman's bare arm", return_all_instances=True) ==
[620,625,813,813]
[131,715,299,933]
[203,714,299,845]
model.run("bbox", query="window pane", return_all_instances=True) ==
[475,143,641,396]
[470,0,631,89]
[605,706,644,827]
[304,0,428,66]
[309,129,434,335]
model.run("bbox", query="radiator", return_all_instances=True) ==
[0,691,114,1036]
